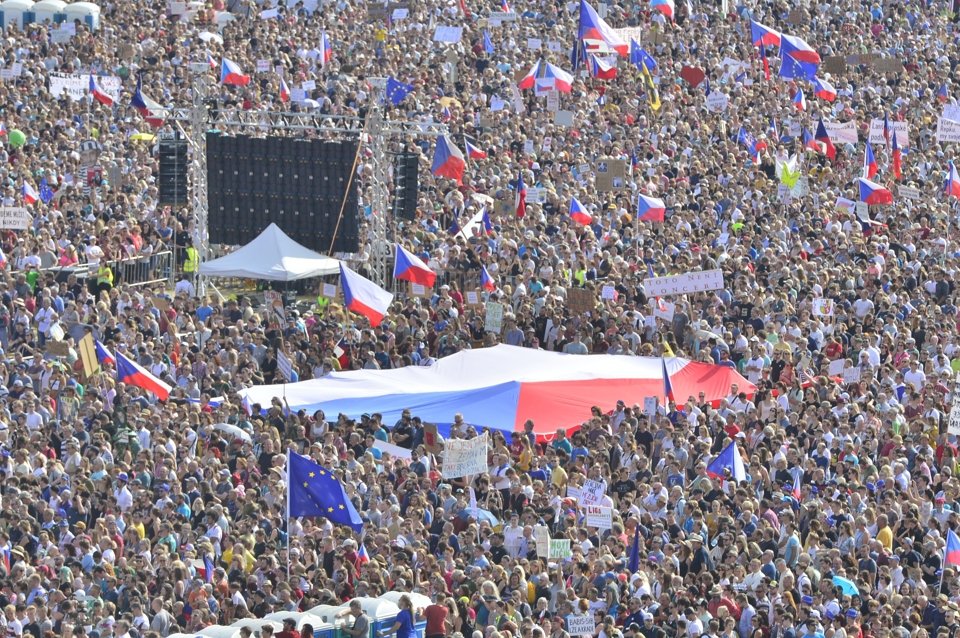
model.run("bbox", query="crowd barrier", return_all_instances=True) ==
[11,250,174,289]
[171,593,431,638]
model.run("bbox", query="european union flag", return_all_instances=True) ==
[385,76,413,106]
[629,40,657,72]
[483,30,494,54]
[287,450,364,533]
[38,177,54,205]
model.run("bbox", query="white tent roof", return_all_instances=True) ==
[199,223,340,281]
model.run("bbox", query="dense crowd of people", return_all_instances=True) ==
[1,0,960,637]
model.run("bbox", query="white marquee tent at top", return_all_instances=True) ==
[199,223,340,281]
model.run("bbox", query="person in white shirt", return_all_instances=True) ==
[904,360,926,391]
[114,473,133,512]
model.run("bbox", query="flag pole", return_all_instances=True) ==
[286,448,292,585]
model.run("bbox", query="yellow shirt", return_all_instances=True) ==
[551,465,568,489]
[876,525,893,552]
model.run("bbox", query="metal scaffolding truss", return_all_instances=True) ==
[161,86,448,290]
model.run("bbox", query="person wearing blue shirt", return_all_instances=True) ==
[378,595,421,638]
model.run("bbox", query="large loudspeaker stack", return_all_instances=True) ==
[158,131,189,207]
[391,151,420,221]
[206,134,360,252]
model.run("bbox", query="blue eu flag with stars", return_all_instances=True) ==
[385,76,414,106]
[287,450,364,533]
[38,177,54,205]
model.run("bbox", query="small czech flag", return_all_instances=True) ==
[481,264,496,291]
[863,141,878,179]
[464,137,487,160]
[279,77,290,103]
[569,197,592,225]
[857,177,893,205]
[813,77,836,102]
[946,162,960,199]
[220,58,250,86]
[22,182,38,205]
[89,74,114,106]
[793,88,806,111]
[637,193,666,222]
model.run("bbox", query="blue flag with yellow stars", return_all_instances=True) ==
[287,451,364,533]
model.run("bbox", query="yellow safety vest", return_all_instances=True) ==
[97,265,113,286]
[184,247,199,273]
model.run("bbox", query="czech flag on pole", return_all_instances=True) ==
[637,194,666,222]
[320,32,333,66]
[780,33,821,64]
[464,136,487,160]
[945,529,960,567]
[707,441,747,482]
[279,78,290,103]
[431,134,466,185]
[650,0,674,18]
[815,118,836,159]
[662,357,675,404]
[22,182,39,205]
[481,264,496,291]
[517,60,574,93]
[863,141,878,179]
[116,350,171,400]
[95,340,116,366]
[750,20,780,46]
[89,74,114,106]
[938,83,950,103]
[588,55,617,80]
[813,77,837,102]
[793,88,806,111]
[569,197,592,225]
[891,131,902,180]
[131,75,165,128]
[393,244,436,288]
[220,58,250,86]
[858,177,893,205]
[515,171,527,218]
[340,263,394,327]
[578,0,628,55]
[945,162,960,199]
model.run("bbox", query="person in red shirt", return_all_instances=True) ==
[423,595,452,638]
[706,586,741,619]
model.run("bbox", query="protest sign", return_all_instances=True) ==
[535,525,550,557]
[945,104,960,122]
[822,56,846,74]
[566,485,583,501]
[843,367,862,384]
[822,121,859,145]
[256,59,271,73]
[423,423,441,454]
[319,283,337,298]
[898,185,921,200]
[950,404,960,436]
[465,291,480,305]
[555,110,575,126]
[0,207,30,230]
[260,8,278,18]
[868,119,909,146]
[566,288,595,316]
[937,117,960,143]
[49,72,122,102]
[77,334,100,378]
[827,359,846,377]
[601,285,617,300]
[276,351,294,382]
[644,269,724,297]
[643,397,658,418]
[484,302,504,333]
[442,432,489,478]
[582,505,612,529]
[567,615,596,637]
[548,539,571,559]
[812,298,834,317]
[373,440,412,460]
[433,26,464,43]
[705,92,729,112]
[580,479,606,505]
[652,298,675,321]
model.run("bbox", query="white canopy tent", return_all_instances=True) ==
[199,223,340,281]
